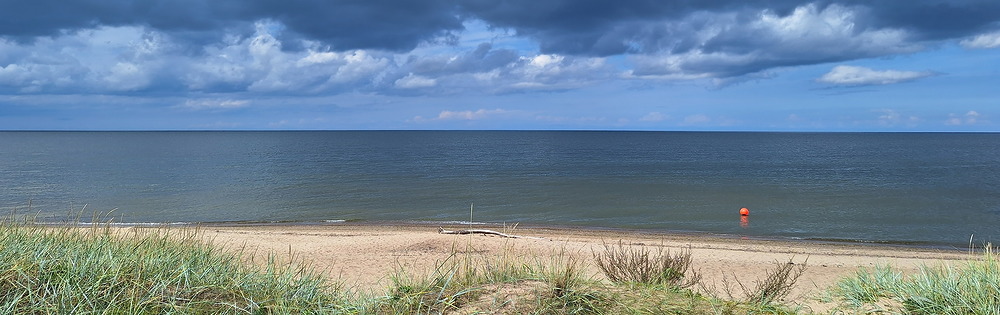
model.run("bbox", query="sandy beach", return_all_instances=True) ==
[193,223,974,312]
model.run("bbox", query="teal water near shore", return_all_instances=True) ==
[2,131,999,247]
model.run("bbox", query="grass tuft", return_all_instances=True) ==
[742,258,808,305]
[831,245,1000,314]
[0,220,345,314]
[593,240,700,288]
[369,244,607,314]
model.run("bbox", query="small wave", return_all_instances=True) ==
[323,219,346,223]
[31,222,195,227]
[406,220,489,226]
[111,222,194,226]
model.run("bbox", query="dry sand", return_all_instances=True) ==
[198,223,973,312]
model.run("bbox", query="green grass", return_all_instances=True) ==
[0,222,346,314]
[360,239,806,314]
[24,217,991,314]
[363,245,608,314]
[830,246,1000,314]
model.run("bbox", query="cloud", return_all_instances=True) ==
[402,43,520,77]
[412,108,511,122]
[817,65,934,86]
[394,73,437,89]
[533,115,609,125]
[0,26,169,94]
[961,31,1000,49]
[627,4,922,79]
[0,0,464,52]
[177,99,249,111]
[395,46,612,94]
[639,112,667,122]
[874,109,920,127]
[945,111,983,125]
[0,0,998,98]
[461,1,999,55]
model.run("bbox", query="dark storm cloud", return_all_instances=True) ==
[458,0,805,55]
[461,0,1000,56]
[246,0,464,51]
[3,0,997,54]
[0,0,463,52]
[856,0,1000,40]
[0,0,234,41]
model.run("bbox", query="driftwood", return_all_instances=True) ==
[438,227,544,239]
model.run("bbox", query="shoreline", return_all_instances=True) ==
[40,219,983,251]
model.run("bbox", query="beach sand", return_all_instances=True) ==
[198,223,973,312]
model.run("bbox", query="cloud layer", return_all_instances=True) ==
[1,0,999,97]
[817,65,934,86]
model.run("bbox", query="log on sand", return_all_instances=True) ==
[438,227,544,240]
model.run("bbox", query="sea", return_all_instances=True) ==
[2,131,998,248]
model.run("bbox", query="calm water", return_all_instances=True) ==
[2,131,999,247]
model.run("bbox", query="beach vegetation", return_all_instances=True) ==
[593,240,700,288]
[0,220,346,314]
[364,244,608,314]
[740,258,808,305]
[830,246,1000,314]
[0,217,820,314]
[365,239,803,314]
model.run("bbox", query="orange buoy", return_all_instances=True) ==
[740,207,750,216]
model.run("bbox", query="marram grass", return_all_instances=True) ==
[831,246,1000,314]
[364,245,609,314]
[0,222,347,314]
[13,217,971,314]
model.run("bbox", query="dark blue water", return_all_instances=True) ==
[2,131,999,247]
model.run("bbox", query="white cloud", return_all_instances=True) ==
[817,65,933,86]
[102,62,151,91]
[528,54,564,67]
[395,50,611,94]
[500,54,609,92]
[268,117,329,128]
[412,108,511,122]
[186,22,396,93]
[874,109,920,126]
[0,21,615,96]
[628,4,921,79]
[534,115,608,125]
[394,73,437,89]
[297,51,342,66]
[177,99,250,111]
[961,32,1000,49]
[945,111,983,126]
[0,26,164,93]
[639,112,668,122]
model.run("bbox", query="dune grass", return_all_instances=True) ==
[0,219,811,314]
[362,243,609,314]
[359,239,805,314]
[830,246,1000,314]
[0,221,347,314]
[22,216,1000,314]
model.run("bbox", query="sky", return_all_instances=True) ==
[1,0,999,131]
